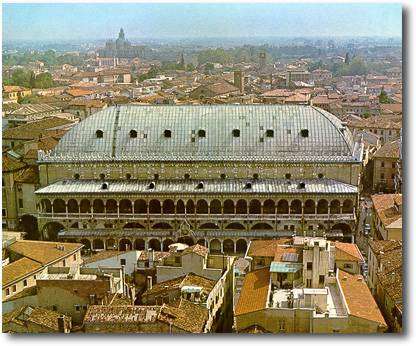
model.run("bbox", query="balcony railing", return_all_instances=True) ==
[38,212,355,221]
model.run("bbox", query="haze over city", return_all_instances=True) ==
[3,3,402,42]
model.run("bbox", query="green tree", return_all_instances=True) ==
[379,88,391,104]
[33,72,54,89]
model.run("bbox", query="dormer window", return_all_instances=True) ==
[126,173,131,180]
[232,129,240,137]
[184,173,190,180]
[253,173,259,180]
[74,173,80,180]
[130,130,138,138]
[298,182,306,189]
[285,173,291,180]
[318,173,324,179]
[101,182,108,190]
[300,129,309,138]
[196,181,204,189]
[266,129,274,137]
[96,130,103,138]
[198,129,206,138]
[99,173,105,180]
[164,129,172,138]
[220,174,226,180]
[245,182,252,189]
[148,182,155,190]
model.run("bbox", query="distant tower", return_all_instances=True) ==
[259,52,266,69]
[118,28,125,41]
[234,70,244,93]
[178,52,185,68]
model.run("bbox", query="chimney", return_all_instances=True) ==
[57,316,70,333]
[147,276,153,290]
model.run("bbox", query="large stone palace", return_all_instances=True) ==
[35,105,363,254]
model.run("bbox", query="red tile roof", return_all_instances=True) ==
[235,267,270,316]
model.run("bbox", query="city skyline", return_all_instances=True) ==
[3,3,402,42]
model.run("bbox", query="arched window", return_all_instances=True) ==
[223,200,235,214]
[236,200,247,214]
[249,200,261,214]
[210,199,221,214]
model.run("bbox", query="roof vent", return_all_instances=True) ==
[196,181,204,189]
[232,129,240,137]
[148,181,155,190]
[298,182,306,189]
[101,182,109,190]
[198,129,206,138]
[245,182,252,189]
[300,129,309,137]
[164,129,172,138]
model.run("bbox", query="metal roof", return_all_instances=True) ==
[270,261,303,273]
[38,105,360,163]
[36,178,358,195]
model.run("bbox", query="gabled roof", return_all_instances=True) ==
[334,242,364,263]
[246,238,293,258]
[371,194,402,227]
[2,257,43,287]
[7,240,83,266]
[143,272,216,299]
[159,299,209,333]
[373,139,400,159]
[3,117,74,140]
[3,305,69,332]
[338,270,386,327]
[235,267,270,316]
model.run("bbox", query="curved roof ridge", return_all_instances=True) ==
[310,106,354,156]
[43,105,359,163]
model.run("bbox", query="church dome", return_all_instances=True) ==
[40,105,361,163]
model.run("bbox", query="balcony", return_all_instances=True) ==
[37,212,355,222]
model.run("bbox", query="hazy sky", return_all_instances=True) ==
[3,3,402,42]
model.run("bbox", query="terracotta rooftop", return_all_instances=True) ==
[346,115,402,130]
[13,165,39,184]
[138,250,170,262]
[3,305,70,332]
[3,85,29,93]
[179,244,209,257]
[159,299,208,333]
[373,139,400,159]
[7,240,83,266]
[338,270,387,327]
[246,238,293,258]
[2,152,26,173]
[2,117,74,140]
[65,88,95,97]
[371,194,402,227]
[380,103,402,114]
[235,267,270,316]
[2,257,42,287]
[142,272,216,299]
[82,250,128,265]
[334,242,364,263]
[369,239,402,256]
